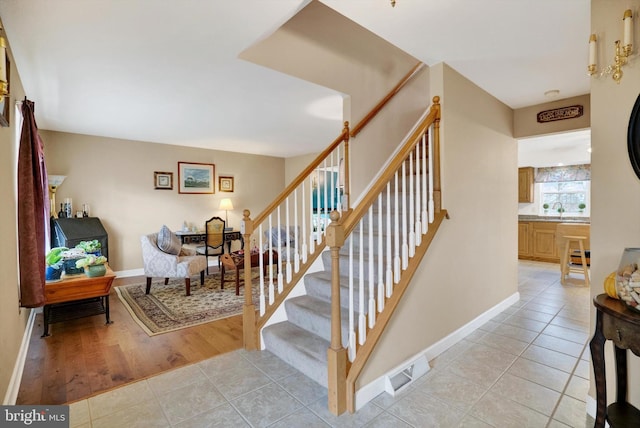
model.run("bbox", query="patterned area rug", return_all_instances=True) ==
[116,269,261,336]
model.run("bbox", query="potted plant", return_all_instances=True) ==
[76,254,108,277]
[76,240,101,256]
[578,203,586,213]
[542,203,549,213]
[45,247,68,282]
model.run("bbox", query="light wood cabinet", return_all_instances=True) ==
[518,222,531,257]
[531,222,558,260]
[518,167,534,203]
[518,221,591,263]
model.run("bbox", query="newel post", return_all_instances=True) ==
[431,96,442,214]
[342,121,351,211]
[242,209,258,350]
[325,210,347,415]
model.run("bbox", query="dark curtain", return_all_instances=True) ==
[17,100,49,308]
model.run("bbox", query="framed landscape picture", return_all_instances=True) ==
[219,175,234,192]
[154,171,173,190]
[178,162,215,194]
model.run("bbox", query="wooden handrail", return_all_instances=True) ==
[252,122,350,227]
[349,62,424,138]
[342,97,440,236]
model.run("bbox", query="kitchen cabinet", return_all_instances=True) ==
[531,222,558,261]
[518,167,534,203]
[518,220,591,264]
[518,222,530,257]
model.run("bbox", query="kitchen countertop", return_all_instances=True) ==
[519,215,590,223]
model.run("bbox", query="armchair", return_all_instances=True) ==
[141,233,207,296]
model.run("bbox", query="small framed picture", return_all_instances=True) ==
[219,176,234,192]
[178,162,215,194]
[154,171,173,190]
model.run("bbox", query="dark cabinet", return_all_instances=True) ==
[51,217,109,260]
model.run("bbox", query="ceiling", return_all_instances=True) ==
[0,0,591,158]
[518,129,591,168]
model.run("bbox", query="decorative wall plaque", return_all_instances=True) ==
[536,105,583,123]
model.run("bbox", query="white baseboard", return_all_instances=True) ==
[3,308,36,405]
[114,268,144,278]
[354,291,520,411]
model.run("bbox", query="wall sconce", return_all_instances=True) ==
[0,27,8,97]
[589,9,634,84]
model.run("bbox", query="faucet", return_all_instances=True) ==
[551,202,564,217]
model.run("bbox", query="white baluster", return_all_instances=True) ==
[377,194,384,313]
[285,198,292,283]
[309,174,316,254]
[393,172,400,283]
[408,150,415,257]
[428,127,435,224]
[277,206,283,292]
[401,161,408,270]
[415,141,422,246]
[368,207,375,328]
[294,189,300,272]
[358,221,366,344]
[268,215,275,305]
[323,160,328,237]
[348,235,356,362]
[385,182,393,297]
[301,181,308,263]
[337,145,342,212]
[258,224,265,315]
[422,134,429,234]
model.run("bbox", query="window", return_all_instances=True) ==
[540,180,589,215]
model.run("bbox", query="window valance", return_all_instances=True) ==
[535,164,591,183]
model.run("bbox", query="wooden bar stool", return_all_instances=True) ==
[561,235,590,286]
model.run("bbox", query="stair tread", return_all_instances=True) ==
[262,321,329,387]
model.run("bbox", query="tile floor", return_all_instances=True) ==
[68,261,595,427]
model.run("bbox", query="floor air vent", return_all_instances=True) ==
[383,355,430,396]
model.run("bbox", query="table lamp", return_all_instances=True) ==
[219,198,233,230]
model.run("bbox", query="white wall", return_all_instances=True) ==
[0,33,30,402]
[358,63,518,387]
[590,0,640,409]
[43,131,286,271]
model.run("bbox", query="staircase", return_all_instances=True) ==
[263,172,409,388]
[241,95,443,415]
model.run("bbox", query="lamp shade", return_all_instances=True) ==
[48,175,66,187]
[219,198,233,211]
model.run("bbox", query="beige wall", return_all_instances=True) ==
[42,132,286,271]
[0,38,29,401]
[358,63,518,387]
[590,0,640,408]
[514,94,591,139]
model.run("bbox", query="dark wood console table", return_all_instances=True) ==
[175,229,244,253]
[42,265,116,337]
[590,293,640,427]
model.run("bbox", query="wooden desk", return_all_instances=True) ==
[175,230,244,253]
[42,265,116,337]
[590,294,640,427]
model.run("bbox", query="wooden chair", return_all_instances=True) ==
[196,216,225,274]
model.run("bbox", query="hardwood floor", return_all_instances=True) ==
[16,274,244,405]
